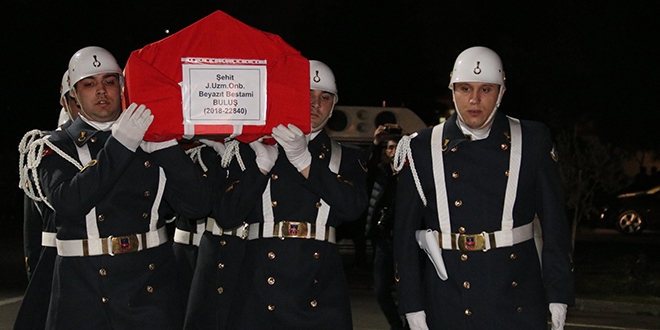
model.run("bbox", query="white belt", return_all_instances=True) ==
[42,232,57,247]
[247,221,336,244]
[436,221,534,252]
[174,219,206,246]
[417,222,536,281]
[56,226,168,257]
[174,228,203,246]
[205,219,250,239]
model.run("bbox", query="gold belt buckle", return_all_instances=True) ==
[458,232,486,252]
[110,234,140,255]
[280,221,308,238]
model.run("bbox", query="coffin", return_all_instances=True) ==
[123,10,309,142]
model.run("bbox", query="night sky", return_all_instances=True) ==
[1,1,657,152]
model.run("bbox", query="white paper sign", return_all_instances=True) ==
[181,58,267,125]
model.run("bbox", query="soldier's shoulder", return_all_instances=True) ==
[337,141,363,151]
[38,129,72,147]
[516,119,553,144]
[414,127,434,139]
[518,118,550,133]
[406,127,433,148]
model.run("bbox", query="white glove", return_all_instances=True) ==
[405,311,429,330]
[271,124,311,172]
[249,140,278,172]
[549,303,568,330]
[199,139,226,155]
[111,103,153,152]
[140,139,177,153]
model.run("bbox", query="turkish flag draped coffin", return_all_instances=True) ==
[123,10,309,142]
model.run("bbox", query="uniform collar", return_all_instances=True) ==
[308,129,334,159]
[309,129,330,146]
[443,112,510,150]
[64,117,107,147]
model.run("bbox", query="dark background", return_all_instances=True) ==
[1,1,657,231]
[2,1,657,148]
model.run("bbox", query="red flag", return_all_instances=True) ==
[124,10,309,142]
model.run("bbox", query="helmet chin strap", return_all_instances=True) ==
[451,86,505,140]
[62,98,75,122]
[311,105,334,133]
[79,116,114,131]
[71,88,117,131]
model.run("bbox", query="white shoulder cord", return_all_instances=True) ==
[185,145,208,173]
[393,132,427,206]
[18,130,43,191]
[221,140,245,171]
[23,136,84,210]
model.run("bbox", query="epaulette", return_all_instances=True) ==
[20,134,85,211]
[221,140,246,171]
[18,129,44,192]
[185,144,209,173]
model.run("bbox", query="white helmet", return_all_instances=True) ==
[59,70,70,109]
[449,46,506,115]
[68,46,123,90]
[60,70,70,101]
[448,46,505,88]
[310,60,338,104]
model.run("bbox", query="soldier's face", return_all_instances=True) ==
[73,73,122,122]
[310,89,334,130]
[453,82,504,129]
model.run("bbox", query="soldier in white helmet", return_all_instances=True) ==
[22,46,209,329]
[393,46,574,329]
[57,70,80,127]
[201,60,367,329]
[14,69,79,330]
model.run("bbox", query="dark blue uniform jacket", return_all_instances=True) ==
[35,118,208,330]
[394,113,575,329]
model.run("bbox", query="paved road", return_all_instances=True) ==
[3,272,660,330]
[2,232,660,329]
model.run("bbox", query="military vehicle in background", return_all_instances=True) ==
[326,106,428,146]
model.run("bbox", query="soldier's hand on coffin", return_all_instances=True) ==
[111,103,153,152]
[140,139,177,153]
[249,140,278,173]
[549,303,568,330]
[271,124,311,172]
[199,139,226,155]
